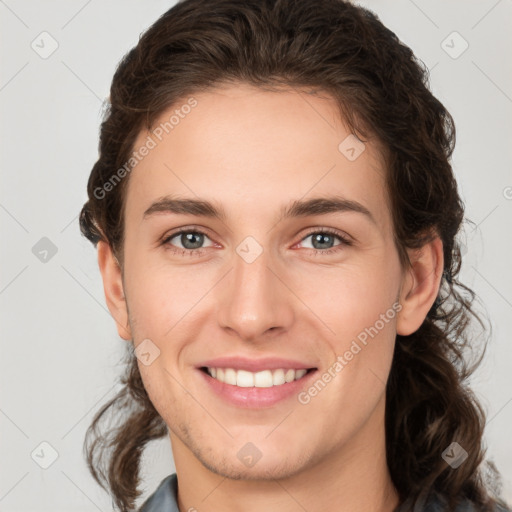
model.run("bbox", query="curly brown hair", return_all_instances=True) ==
[79,1,508,511]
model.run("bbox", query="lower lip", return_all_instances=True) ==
[198,369,317,408]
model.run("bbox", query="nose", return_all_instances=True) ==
[216,244,295,343]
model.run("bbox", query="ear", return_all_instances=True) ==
[97,240,132,341]
[396,235,444,336]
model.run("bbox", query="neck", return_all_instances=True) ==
[170,398,399,512]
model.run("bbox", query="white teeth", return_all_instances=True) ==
[273,369,285,386]
[295,369,307,379]
[284,369,295,383]
[224,368,237,385]
[236,370,254,387]
[254,370,273,388]
[206,367,310,387]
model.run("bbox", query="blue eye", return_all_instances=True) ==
[161,227,352,257]
[162,230,213,256]
[299,229,352,254]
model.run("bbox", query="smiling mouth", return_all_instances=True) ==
[200,367,316,388]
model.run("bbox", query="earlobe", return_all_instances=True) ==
[396,236,444,336]
[97,240,132,341]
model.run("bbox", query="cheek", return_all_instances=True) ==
[294,257,400,403]
[292,256,400,339]
[124,230,401,338]
[123,252,187,337]
[137,361,187,431]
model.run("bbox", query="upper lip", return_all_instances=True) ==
[198,356,317,373]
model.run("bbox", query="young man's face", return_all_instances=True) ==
[99,83,440,481]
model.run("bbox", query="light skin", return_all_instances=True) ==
[97,83,443,512]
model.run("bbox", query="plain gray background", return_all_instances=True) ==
[1,0,511,510]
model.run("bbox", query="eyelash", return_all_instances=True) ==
[161,227,353,257]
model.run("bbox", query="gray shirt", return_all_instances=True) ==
[138,473,511,512]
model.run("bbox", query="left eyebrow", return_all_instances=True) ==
[279,195,376,226]
[142,194,376,226]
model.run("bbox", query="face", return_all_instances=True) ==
[100,83,439,481]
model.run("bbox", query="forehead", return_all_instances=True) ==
[125,83,390,230]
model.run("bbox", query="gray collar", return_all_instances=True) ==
[139,474,179,512]
[139,473,511,512]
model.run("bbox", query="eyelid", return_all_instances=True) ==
[162,226,352,244]
[298,226,354,245]
[161,225,353,256]
[161,226,216,247]
[161,224,214,239]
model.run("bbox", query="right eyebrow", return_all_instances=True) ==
[143,196,227,222]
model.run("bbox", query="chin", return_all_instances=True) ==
[194,444,312,481]
[203,458,304,481]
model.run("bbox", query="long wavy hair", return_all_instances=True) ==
[79,1,508,511]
